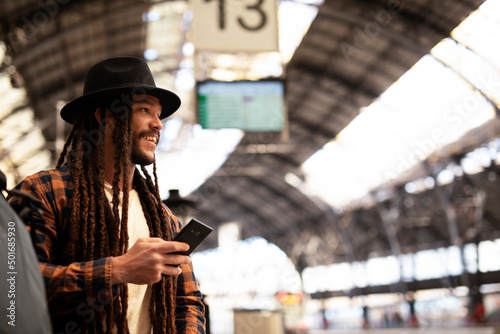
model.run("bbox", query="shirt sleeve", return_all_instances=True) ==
[167,211,206,333]
[8,170,115,317]
[176,264,206,333]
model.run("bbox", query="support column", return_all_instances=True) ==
[362,305,370,329]
[470,188,486,324]
[425,159,489,325]
[424,160,469,289]
[376,189,413,326]
[376,189,406,295]
[407,292,419,327]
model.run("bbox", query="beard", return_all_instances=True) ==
[131,144,155,165]
[130,130,158,166]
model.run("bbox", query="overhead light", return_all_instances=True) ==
[210,69,238,81]
[143,10,161,22]
[144,49,159,61]
[182,42,194,57]
[174,68,195,91]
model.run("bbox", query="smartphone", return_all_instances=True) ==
[172,218,213,255]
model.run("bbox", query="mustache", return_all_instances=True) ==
[137,130,161,143]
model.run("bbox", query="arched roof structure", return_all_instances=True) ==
[1,0,498,277]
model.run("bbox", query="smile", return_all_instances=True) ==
[144,135,158,144]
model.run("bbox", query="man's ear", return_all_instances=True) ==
[95,108,103,123]
[95,108,114,130]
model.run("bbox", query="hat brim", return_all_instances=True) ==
[60,86,181,124]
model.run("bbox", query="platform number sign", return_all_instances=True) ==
[211,0,266,30]
[191,0,279,52]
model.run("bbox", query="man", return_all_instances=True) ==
[8,57,206,333]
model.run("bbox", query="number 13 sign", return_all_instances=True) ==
[191,0,279,52]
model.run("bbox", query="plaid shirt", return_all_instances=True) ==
[9,166,206,333]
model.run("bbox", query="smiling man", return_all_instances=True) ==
[8,57,206,334]
[129,95,163,165]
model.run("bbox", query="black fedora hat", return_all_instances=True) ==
[60,57,181,124]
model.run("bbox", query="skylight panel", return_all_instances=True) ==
[302,2,499,209]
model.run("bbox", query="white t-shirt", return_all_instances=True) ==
[104,183,152,334]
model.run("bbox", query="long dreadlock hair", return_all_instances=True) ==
[56,97,177,334]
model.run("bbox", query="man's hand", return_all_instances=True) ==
[111,237,191,285]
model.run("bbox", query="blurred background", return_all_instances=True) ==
[2,0,500,333]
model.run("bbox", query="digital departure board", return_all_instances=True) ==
[197,80,285,132]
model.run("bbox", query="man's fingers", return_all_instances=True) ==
[153,241,190,254]
[162,253,191,266]
[116,238,191,285]
[137,238,189,253]
[139,237,165,243]
[162,266,182,277]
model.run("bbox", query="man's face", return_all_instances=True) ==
[130,94,163,165]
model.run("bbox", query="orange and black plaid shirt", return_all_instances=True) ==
[9,166,206,333]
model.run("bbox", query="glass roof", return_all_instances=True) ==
[0,43,52,188]
[2,0,498,212]
[302,0,500,210]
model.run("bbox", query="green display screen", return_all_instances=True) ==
[197,80,285,132]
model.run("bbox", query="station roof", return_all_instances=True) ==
[1,0,498,272]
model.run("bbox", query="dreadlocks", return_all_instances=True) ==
[55,98,177,334]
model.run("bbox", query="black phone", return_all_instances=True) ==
[172,218,213,255]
